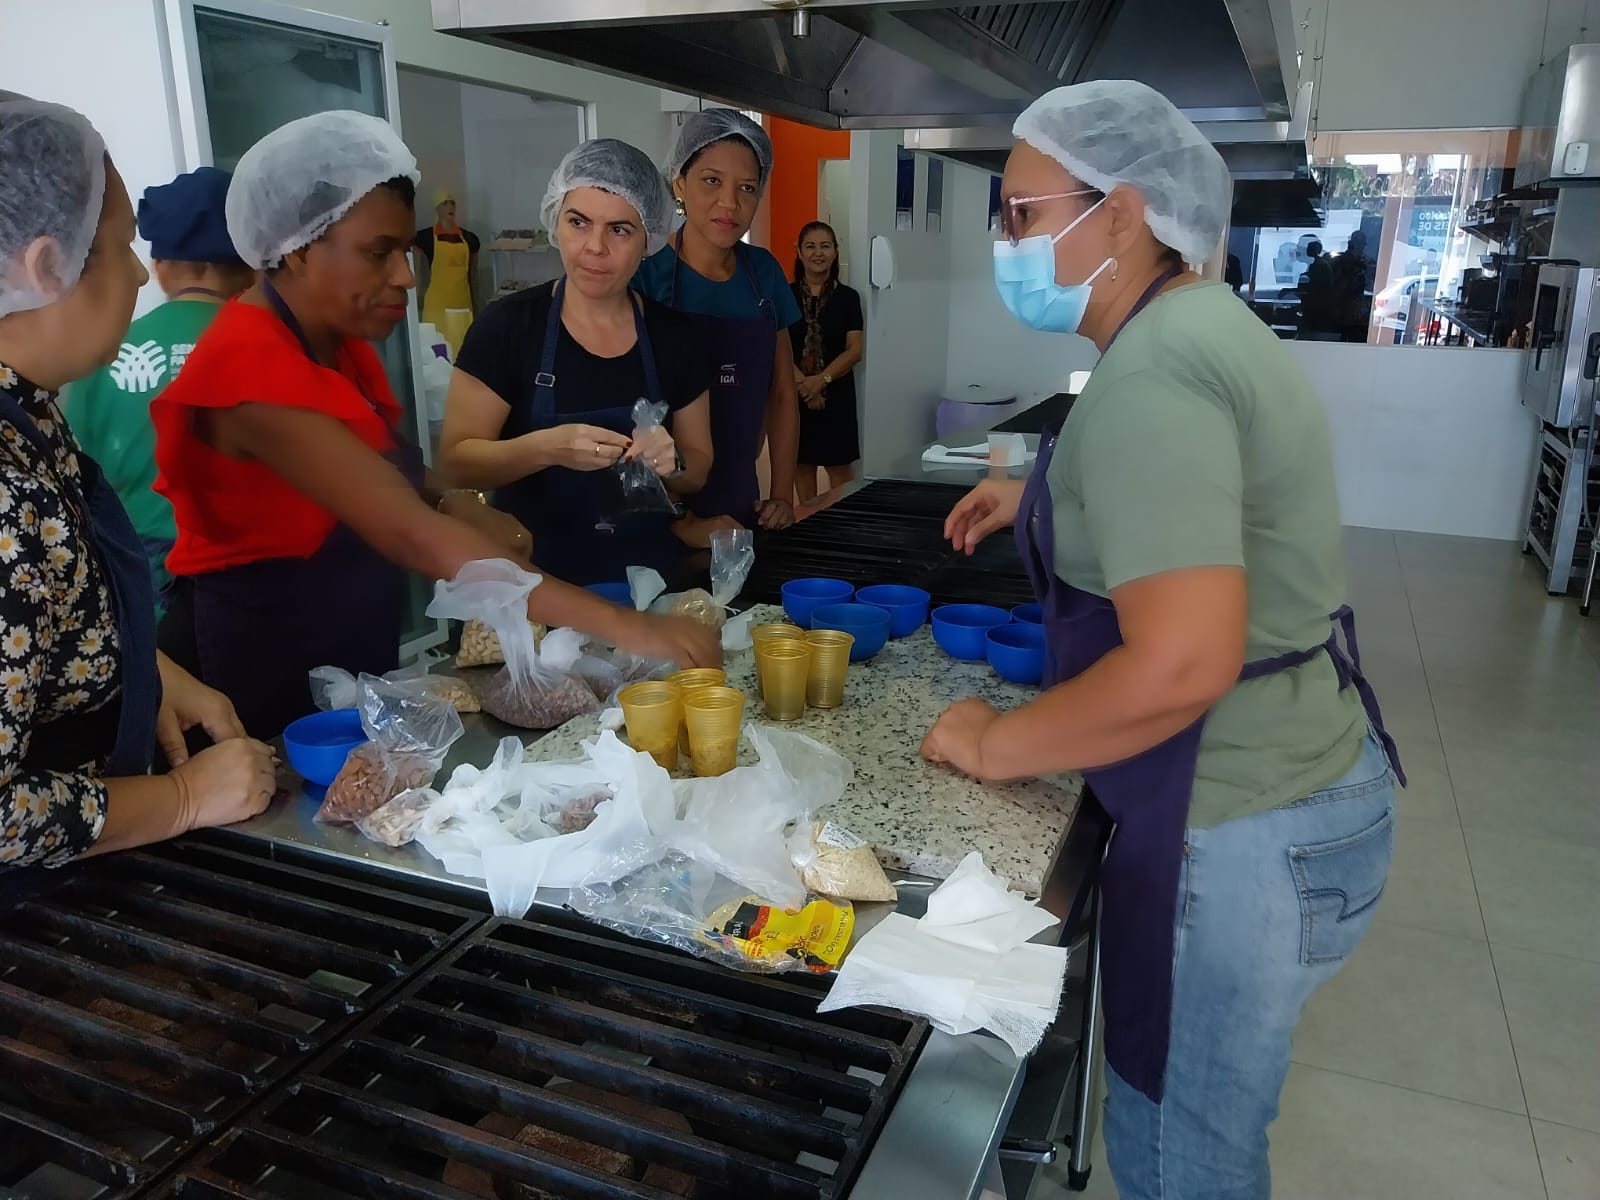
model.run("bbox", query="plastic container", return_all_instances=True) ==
[987,621,1047,685]
[804,630,855,708]
[585,581,633,606]
[781,577,855,627]
[809,603,890,661]
[283,708,367,786]
[931,604,1012,661]
[1011,602,1044,625]
[855,584,932,638]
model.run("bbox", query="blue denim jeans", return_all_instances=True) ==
[1102,730,1397,1200]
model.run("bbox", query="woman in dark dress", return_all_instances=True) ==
[788,221,864,504]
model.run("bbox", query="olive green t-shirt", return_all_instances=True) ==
[1046,280,1366,827]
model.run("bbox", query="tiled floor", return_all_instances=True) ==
[1033,528,1600,1200]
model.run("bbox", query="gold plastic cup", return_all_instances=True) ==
[618,680,684,771]
[683,686,746,777]
[750,622,804,693]
[804,629,855,708]
[757,640,812,720]
[668,668,727,756]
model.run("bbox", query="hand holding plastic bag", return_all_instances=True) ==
[599,399,678,530]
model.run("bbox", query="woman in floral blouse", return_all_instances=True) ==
[0,92,277,870]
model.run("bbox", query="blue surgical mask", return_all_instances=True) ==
[993,197,1113,333]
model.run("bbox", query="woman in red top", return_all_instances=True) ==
[155,112,719,737]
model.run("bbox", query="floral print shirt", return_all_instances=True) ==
[0,361,117,867]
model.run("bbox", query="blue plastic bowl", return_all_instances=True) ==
[1011,602,1044,625]
[781,577,855,627]
[586,581,633,606]
[855,584,932,638]
[987,621,1047,685]
[283,708,367,786]
[810,602,891,661]
[931,604,1012,660]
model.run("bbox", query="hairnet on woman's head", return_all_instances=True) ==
[1013,80,1232,266]
[667,109,773,187]
[0,92,107,319]
[542,138,675,254]
[226,110,420,269]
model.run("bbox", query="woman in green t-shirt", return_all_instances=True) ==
[923,80,1405,1200]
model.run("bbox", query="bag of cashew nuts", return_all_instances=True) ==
[315,674,465,824]
[454,618,546,669]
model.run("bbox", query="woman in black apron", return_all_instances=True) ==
[922,82,1404,1200]
[153,113,720,738]
[0,92,276,871]
[633,109,801,540]
[440,139,713,587]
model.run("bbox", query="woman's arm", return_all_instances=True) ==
[438,369,629,489]
[822,329,865,381]
[666,392,712,496]
[761,328,799,523]
[925,566,1247,781]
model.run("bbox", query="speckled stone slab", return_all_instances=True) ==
[528,605,1082,894]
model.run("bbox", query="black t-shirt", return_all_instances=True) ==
[454,281,712,585]
[788,281,863,387]
[413,226,481,262]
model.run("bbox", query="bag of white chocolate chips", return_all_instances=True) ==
[796,820,898,902]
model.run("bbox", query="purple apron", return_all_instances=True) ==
[1015,272,1405,1103]
[669,232,776,529]
[158,279,420,738]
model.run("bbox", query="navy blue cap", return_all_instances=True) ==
[136,166,243,264]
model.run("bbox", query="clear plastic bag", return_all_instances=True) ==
[597,399,678,530]
[311,655,479,716]
[315,674,464,824]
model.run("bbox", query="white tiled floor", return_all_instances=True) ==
[1033,528,1600,1200]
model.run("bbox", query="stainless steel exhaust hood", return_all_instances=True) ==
[430,0,1303,130]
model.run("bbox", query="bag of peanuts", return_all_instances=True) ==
[315,673,464,824]
[426,559,600,730]
[310,656,481,715]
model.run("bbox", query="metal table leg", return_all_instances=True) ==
[1064,882,1103,1191]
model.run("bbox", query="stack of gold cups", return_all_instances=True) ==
[804,629,855,708]
[682,686,746,776]
[616,680,683,771]
[667,667,727,757]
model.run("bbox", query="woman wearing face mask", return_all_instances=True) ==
[789,221,864,503]
[440,139,714,586]
[0,93,277,871]
[633,110,801,541]
[921,81,1405,1200]
[154,113,721,739]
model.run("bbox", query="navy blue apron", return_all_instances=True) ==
[670,232,776,529]
[0,390,160,777]
[1014,270,1405,1103]
[158,279,419,738]
[491,280,675,586]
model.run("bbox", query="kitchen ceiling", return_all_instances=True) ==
[430,0,1303,131]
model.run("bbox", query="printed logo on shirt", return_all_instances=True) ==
[719,362,738,386]
[169,343,195,374]
[107,340,169,393]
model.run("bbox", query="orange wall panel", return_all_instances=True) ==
[766,116,850,280]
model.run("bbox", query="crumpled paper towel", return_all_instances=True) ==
[816,852,1068,1056]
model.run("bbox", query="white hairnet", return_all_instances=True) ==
[667,109,773,188]
[0,93,107,319]
[1014,80,1231,267]
[542,138,674,255]
[226,110,420,269]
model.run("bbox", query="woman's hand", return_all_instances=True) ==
[626,423,679,479]
[536,424,631,471]
[439,494,532,565]
[614,610,723,669]
[797,375,827,409]
[155,653,246,767]
[921,698,1003,781]
[945,479,1026,554]
[170,737,280,831]
[757,498,796,530]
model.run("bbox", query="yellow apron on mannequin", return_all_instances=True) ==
[421,232,473,354]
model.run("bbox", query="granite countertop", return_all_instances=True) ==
[529,605,1082,895]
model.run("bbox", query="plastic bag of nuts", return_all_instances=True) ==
[314,674,464,824]
[454,618,545,668]
[479,627,601,730]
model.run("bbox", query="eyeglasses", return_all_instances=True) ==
[998,188,1102,246]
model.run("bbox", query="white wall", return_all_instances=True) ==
[398,68,469,216]
[1292,344,1538,540]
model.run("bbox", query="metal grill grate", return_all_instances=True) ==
[0,840,480,1198]
[160,915,926,1200]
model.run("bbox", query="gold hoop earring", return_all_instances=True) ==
[1109,259,1119,282]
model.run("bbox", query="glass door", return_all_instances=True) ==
[167,0,443,657]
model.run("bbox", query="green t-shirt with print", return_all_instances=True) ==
[1045,280,1367,827]
[63,298,223,615]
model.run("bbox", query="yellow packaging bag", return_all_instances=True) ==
[700,895,855,973]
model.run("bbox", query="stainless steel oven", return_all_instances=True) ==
[1522,263,1600,427]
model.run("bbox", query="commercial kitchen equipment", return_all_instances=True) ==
[1518,44,1600,188]
[1520,263,1600,592]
